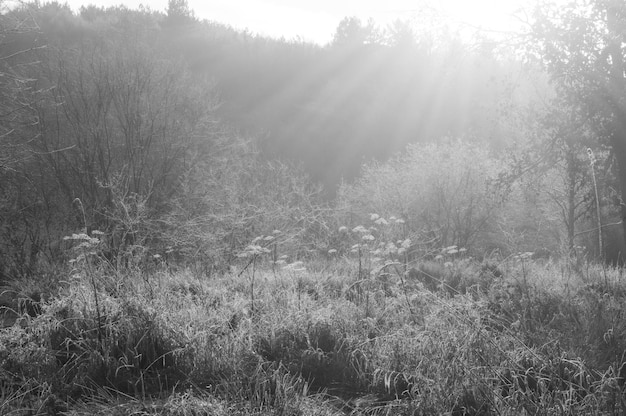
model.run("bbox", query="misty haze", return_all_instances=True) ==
[2,1,626,414]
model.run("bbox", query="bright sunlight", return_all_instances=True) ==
[61,0,534,44]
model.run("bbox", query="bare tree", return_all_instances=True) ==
[0,2,43,171]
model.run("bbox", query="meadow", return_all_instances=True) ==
[3,2,626,415]
[2,229,626,415]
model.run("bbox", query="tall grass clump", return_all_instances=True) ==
[5,215,626,415]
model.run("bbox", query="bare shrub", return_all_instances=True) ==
[339,140,507,258]
[161,145,327,273]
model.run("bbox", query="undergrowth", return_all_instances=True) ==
[2,246,626,415]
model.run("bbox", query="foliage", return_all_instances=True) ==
[0,2,221,277]
[530,0,626,254]
[0,2,41,172]
[339,141,507,255]
[332,16,382,47]
[160,149,327,272]
[0,2,47,281]
[3,2,626,415]
[35,32,214,216]
[4,243,626,414]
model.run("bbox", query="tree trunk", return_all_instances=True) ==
[566,149,576,254]
[605,0,626,261]
[610,128,626,264]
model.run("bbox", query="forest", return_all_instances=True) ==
[2,0,626,414]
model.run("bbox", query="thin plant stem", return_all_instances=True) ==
[74,198,105,354]
[588,148,603,262]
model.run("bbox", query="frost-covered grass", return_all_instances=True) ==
[2,256,626,415]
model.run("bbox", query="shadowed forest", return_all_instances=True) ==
[3,0,626,414]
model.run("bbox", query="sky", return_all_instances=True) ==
[60,0,536,45]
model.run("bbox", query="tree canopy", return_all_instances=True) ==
[531,0,626,260]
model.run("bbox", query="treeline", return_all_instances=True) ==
[0,2,326,279]
[189,17,525,190]
[0,0,624,280]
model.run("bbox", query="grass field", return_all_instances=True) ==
[2,253,626,415]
